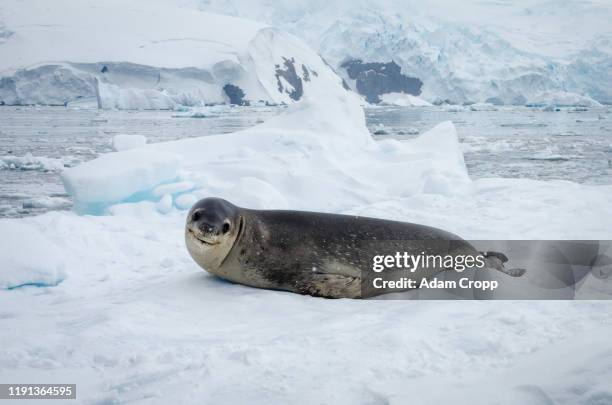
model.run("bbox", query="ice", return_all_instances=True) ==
[469,102,498,111]
[174,193,197,210]
[61,149,181,213]
[156,194,173,214]
[152,181,195,197]
[0,220,66,289]
[380,92,433,107]
[22,196,71,210]
[61,88,468,215]
[111,134,147,152]
[96,81,177,110]
[0,153,65,172]
[528,91,603,108]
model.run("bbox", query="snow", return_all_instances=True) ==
[0,220,66,289]
[111,134,147,152]
[2,79,612,403]
[174,193,197,210]
[152,181,195,197]
[2,2,612,403]
[380,92,433,107]
[156,194,174,215]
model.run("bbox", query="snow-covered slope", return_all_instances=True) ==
[197,0,612,105]
[0,0,347,108]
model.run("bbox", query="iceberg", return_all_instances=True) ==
[61,86,469,215]
[380,92,433,107]
[527,91,603,107]
[111,134,147,152]
[62,149,181,214]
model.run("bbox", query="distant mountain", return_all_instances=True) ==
[197,0,612,105]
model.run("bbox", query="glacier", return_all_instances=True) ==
[0,0,348,108]
[2,0,611,107]
[198,0,612,106]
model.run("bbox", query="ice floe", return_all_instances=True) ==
[111,134,147,152]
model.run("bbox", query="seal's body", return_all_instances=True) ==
[185,198,522,298]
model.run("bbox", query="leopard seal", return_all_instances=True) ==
[185,197,524,298]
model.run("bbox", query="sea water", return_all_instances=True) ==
[1,105,611,217]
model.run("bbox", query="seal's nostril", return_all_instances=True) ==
[222,223,230,234]
[199,223,215,233]
[191,210,202,222]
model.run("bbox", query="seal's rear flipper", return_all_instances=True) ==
[482,251,526,277]
[482,250,508,263]
[498,267,526,277]
[300,273,361,299]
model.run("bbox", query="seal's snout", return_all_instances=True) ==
[198,222,217,235]
[188,208,218,236]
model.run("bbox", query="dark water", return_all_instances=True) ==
[1,104,611,218]
[0,105,282,217]
[366,105,612,185]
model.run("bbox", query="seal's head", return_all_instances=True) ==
[185,197,242,271]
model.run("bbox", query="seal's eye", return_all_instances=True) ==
[191,210,202,222]
[222,222,231,234]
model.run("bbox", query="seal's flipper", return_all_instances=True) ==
[482,251,526,277]
[498,267,526,277]
[482,251,508,263]
[299,273,361,299]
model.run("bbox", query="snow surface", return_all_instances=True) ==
[2,73,612,403]
[0,220,66,289]
[2,3,612,402]
[0,0,348,107]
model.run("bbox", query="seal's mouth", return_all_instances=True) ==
[188,228,220,246]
